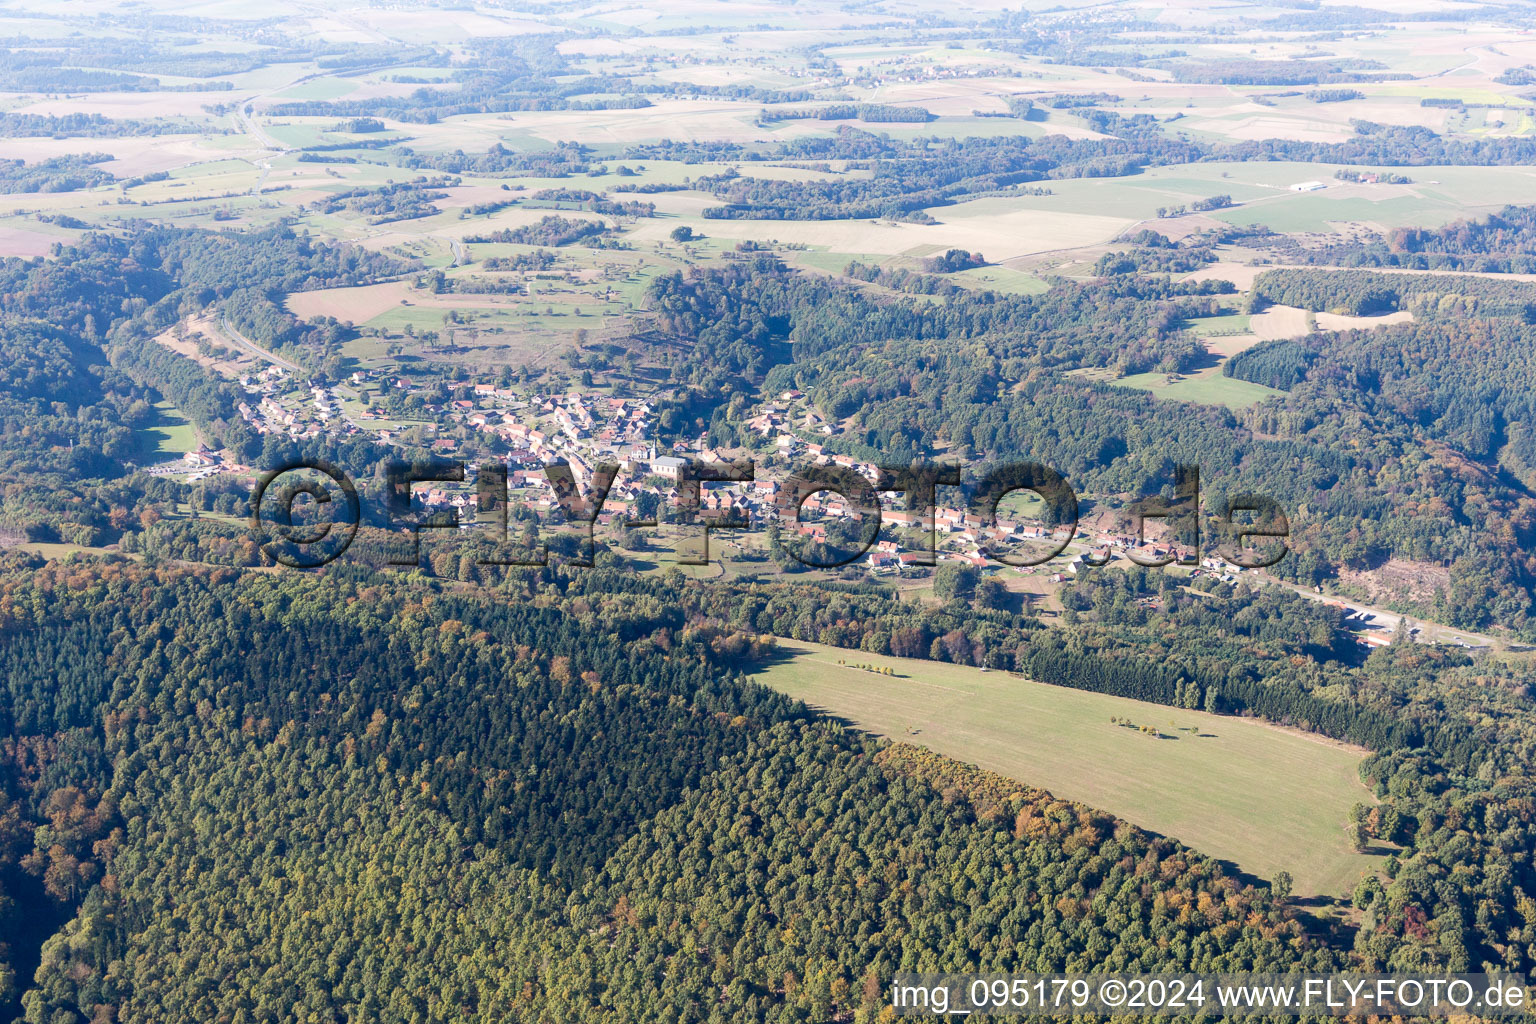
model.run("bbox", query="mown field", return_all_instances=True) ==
[142,400,200,457]
[752,639,1382,896]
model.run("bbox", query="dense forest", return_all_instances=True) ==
[1251,266,1536,318]
[0,113,179,138]
[760,102,936,123]
[0,554,1530,1022]
[466,215,616,247]
[0,155,114,194]
[0,220,408,551]
[1222,276,1536,628]
[0,563,1342,1023]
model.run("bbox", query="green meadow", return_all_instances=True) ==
[1113,372,1284,409]
[752,639,1382,896]
[143,401,200,457]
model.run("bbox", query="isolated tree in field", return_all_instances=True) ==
[670,226,695,242]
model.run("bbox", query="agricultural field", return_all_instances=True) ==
[754,639,1382,897]
[947,264,1051,294]
[0,1,1528,382]
[1185,312,1252,337]
[623,201,1134,262]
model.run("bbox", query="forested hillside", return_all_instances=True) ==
[0,563,1336,1023]
[1223,269,1536,628]
[0,222,407,549]
[0,559,1530,1022]
[1276,204,1536,273]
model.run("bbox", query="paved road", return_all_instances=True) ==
[214,315,303,373]
[238,101,287,153]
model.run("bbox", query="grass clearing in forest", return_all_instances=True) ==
[143,401,200,457]
[1114,372,1284,409]
[1185,312,1251,336]
[752,639,1382,896]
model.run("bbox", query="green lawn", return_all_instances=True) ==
[751,639,1382,896]
[794,249,894,274]
[1113,372,1283,409]
[950,265,1050,295]
[143,401,200,457]
[1213,194,1461,233]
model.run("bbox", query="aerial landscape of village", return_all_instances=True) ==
[1,0,1536,1020]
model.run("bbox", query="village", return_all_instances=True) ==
[152,362,1233,583]
[147,357,1469,656]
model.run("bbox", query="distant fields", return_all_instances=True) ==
[626,199,1132,262]
[270,78,360,102]
[752,639,1381,896]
